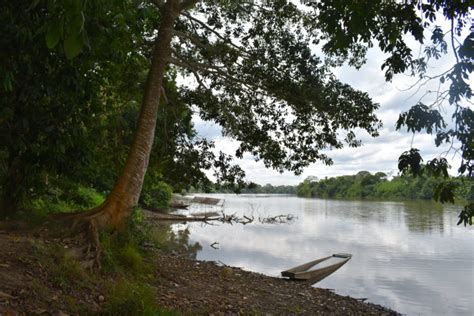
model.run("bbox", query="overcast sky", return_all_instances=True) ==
[187,19,471,186]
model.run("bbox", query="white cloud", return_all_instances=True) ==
[189,29,471,186]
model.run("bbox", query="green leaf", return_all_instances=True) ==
[63,33,84,59]
[433,181,458,203]
[457,203,474,226]
[426,158,450,178]
[69,12,85,35]
[398,148,423,176]
[45,20,61,49]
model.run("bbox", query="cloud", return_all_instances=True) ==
[193,114,223,139]
[190,35,470,186]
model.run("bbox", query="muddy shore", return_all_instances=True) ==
[0,227,400,315]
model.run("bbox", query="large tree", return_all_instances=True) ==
[83,0,381,231]
[2,0,471,231]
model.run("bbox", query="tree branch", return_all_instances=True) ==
[179,0,199,11]
[181,12,251,57]
[173,30,211,51]
[169,57,209,90]
[450,19,459,64]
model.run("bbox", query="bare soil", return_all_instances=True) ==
[0,222,399,315]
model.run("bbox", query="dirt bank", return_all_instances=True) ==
[0,224,398,315]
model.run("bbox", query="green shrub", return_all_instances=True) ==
[23,197,77,221]
[101,214,150,275]
[119,243,144,271]
[21,181,104,220]
[72,185,105,208]
[141,181,173,210]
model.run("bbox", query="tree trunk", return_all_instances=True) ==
[81,0,182,231]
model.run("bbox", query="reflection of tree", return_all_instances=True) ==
[302,199,449,234]
[403,201,445,234]
[152,222,202,259]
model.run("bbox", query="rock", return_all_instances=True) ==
[98,295,105,302]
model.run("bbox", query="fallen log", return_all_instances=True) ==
[145,212,220,222]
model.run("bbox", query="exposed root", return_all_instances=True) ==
[42,203,126,270]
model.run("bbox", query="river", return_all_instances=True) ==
[170,194,474,315]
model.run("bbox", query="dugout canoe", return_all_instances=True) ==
[281,253,352,282]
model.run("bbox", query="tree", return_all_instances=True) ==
[0,0,167,216]
[299,0,472,223]
[3,0,471,232]
[58,0,382,232]
[0,0,108,215]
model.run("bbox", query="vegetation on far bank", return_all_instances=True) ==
[191,170,473,203]
[296,171,473,202]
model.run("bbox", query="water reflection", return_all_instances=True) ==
[151,222,202,259]
[402,200,445,233]
[171,194,474,316]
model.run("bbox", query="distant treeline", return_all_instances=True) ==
[297,171,474,201]
[191,183,297,194]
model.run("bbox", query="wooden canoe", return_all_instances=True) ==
[281,253,352,282]
[191,196,222,206]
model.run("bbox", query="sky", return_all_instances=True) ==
[185,16,471,186]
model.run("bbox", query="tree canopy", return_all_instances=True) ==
[0,0,472,226]
[297,171,473,201]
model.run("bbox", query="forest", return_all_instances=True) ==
[0,0,472,314]
[1,0,472,226]
[296,171,474,201]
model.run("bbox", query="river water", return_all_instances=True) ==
[171,194,473,315]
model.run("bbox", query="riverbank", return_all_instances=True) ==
[0,222,398,316]
[152,252,398,315]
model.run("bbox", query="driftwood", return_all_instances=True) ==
[259,214,295,224]
[143,209,296,225]
[145,212,219,222]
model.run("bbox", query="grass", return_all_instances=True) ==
[28,217,177,315]
[22,191,180,315]
[103,279,178,316]
[33,243,91,291]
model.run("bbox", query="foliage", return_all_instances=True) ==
[174,1,381,175]
[103,279,176,316]
[0,0,235,215]
[297,171,473,202]
[1,0,471,226]
[141,176,173,210]
[0,0,105,214]
[457,202,474,226]
[20,180,105,221]
[208,182,297,194]
[101,209,152,274]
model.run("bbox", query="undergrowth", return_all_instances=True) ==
[103,279,176,316]
[30,207,178,315]
[99,208,179,315]
[20,181,105,222]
